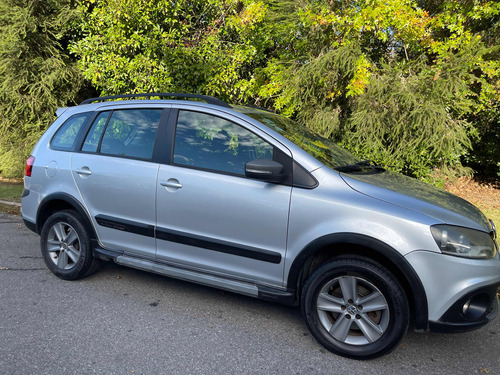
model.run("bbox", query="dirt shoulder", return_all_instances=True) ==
[0,202,21,215]
[444,177,500,225]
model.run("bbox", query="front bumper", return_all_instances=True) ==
[405,250,500,332]
[429,284,499,333]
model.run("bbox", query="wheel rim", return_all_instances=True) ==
[316,275,390,346]
[46,222,81,270]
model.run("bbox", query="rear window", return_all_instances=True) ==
[51,113,91,151]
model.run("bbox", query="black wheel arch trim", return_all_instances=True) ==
[287,232,429,331]
[36,193,97,239]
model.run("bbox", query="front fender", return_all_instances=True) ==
[286,232,429,331]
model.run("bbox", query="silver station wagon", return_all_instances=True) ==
[21,93,500,359]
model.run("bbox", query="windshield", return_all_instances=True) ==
[241,108,360,169]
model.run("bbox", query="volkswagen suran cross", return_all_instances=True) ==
[22,93,500,359]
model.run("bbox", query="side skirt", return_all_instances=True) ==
[116,255,259,297]
[94,248,297,305]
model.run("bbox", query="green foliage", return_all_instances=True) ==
[71,0,263,103]
[345,59,473,179]
[2,0,498,180]
[253,0,500,180]
[0,0,87,177]
[257,45,362,137]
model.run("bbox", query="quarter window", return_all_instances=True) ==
[51,113,91,151]
[173,110,274,175]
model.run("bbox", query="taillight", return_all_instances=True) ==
[25,156,35,177]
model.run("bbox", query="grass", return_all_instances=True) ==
[0,178,23,215]
[0,178,23,203]
[479,207,500,229]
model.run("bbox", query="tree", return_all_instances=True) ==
[71,0,266,103]
[0,0,88,177]
[70,0,500,181]
[254,0,500,180]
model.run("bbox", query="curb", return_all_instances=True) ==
[0,200,21,207]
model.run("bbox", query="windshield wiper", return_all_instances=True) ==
[334,160,386,174]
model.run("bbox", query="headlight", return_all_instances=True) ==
[490,219,497,239]
[430,225,497,259]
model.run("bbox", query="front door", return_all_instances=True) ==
[156,108,292,286]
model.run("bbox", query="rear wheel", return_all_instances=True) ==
[302,256,409,359]
[40,210,101,280]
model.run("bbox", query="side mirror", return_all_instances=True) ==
[245,159,286,183]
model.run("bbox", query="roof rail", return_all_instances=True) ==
[79,92,232,108]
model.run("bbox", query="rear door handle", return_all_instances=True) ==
[75,167,92,176]
[160,179,183,190]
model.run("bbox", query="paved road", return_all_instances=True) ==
[1,212,499,375]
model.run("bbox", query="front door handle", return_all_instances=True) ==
[75,167,92,176]
[160,179,183,191]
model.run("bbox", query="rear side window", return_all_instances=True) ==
[82,111,110,152]
[82,109,162,160]
[51,113,91,151]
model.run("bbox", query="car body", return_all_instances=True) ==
[22,93,500,359]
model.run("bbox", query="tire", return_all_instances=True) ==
[40,210,101,280]
[301,256,409,359]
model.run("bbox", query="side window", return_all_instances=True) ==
[51,113,91,151]
[82,111,110,152]
[82,109,162,160]
[173,110,274,175]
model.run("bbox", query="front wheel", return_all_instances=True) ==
[302,256,409,359]
[40,210,101,280]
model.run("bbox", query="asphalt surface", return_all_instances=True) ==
[1,212,499,375]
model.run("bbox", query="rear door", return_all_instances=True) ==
[155,106,292,286]
[71,107,166,258]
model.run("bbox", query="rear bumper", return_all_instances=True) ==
[23,218,38,234]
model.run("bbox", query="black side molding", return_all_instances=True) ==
[156,227,282,264]
[95,214,154,237]
[94,214,282,264]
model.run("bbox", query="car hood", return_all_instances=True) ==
[340,170,491,232]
